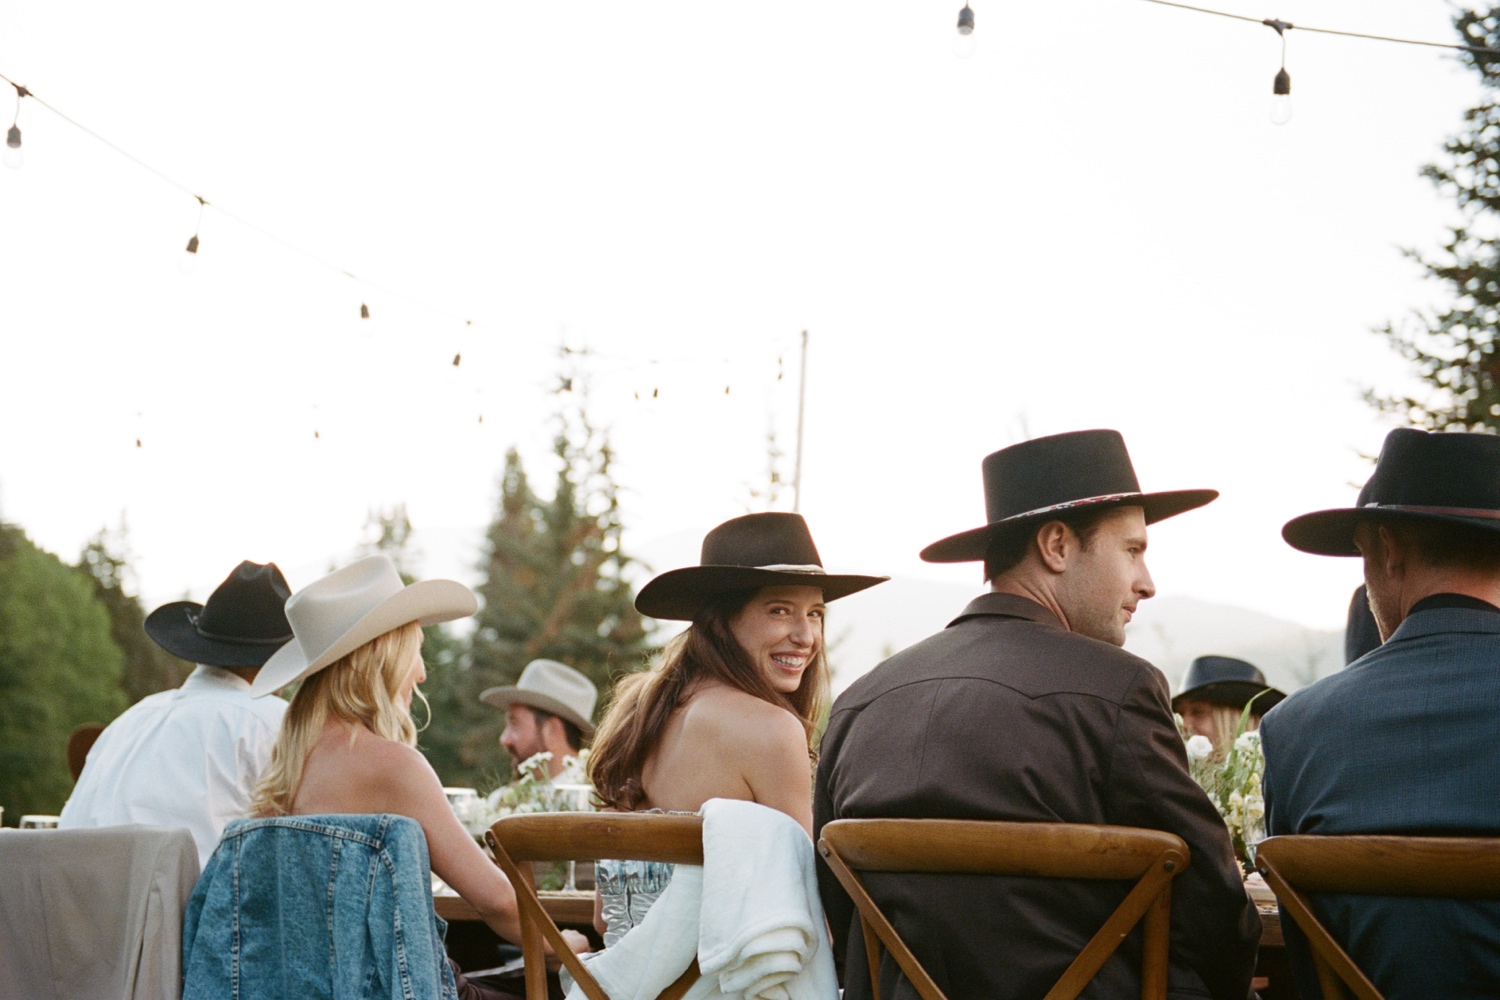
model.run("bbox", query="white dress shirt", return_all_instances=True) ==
[59,665,288,868]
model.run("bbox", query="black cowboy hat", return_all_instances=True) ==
[635,512,889,621]
[145,561,294,669]
[1283,428,1500,556]
[920,429,1219,563]
[1171,655,1286,714]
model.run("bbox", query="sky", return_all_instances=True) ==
[0,0,1482,632]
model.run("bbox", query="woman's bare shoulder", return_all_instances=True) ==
[679,685,805,745]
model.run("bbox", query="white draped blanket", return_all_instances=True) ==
[565,798,838,1000]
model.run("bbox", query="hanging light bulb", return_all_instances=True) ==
[452,352,462,367]
[4,84,26,170]
[1270,67,1293,125]
[180,195,206,273]
[1264,19,1293,125]
[3,125,21,170]
[360,303,370,319]
[954,4,977,58]
[178,234,200,274]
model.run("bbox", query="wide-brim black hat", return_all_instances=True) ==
[1171,655,1286,713]
[1283,428,1500,556]
[921,429,1218,563]
[635,512,889,621]
[145,561,294,669]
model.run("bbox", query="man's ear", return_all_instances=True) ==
[1034,521,1072,574]
[1377,524,1405,580]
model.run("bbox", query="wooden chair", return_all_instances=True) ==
[1255,834,1500,1000]
[66,722,105,781]
[486,812,705,1000]
[818,819,1190,1000]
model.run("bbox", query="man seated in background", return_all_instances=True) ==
[1265,427,1500,999]
[480,658,597,779]
[60,561,293,869]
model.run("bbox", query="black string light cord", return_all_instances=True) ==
[0,68,482,328]
[1134,0,1500,57]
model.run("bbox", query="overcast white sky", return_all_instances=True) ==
[0,0,1479,631]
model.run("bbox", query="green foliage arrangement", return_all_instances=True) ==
[1179,704,1267,871]
[0,523,126,820]
[1369,8,1500,431]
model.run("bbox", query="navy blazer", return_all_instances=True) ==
[1260,603,1500,1000]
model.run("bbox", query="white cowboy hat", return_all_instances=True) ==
[479,659,599,737]
[250,555,476,698]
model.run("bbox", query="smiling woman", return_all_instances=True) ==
[589,513,888,828]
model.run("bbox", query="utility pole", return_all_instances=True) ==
[793,329,808,513]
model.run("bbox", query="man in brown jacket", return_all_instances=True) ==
[815,430,1260,1000]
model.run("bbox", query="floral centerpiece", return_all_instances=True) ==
[470,749,595,890]
[1179,709,1266,871]
[473,748,594,829]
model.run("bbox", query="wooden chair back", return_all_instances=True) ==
[818,819,1190,1000]
[66,723,104,781]
[487,812,705,1000]
[1255,834,1500,1000]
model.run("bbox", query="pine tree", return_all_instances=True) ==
[1369,9,1500,431]
[0,522,126,819]
[425,361,653,789]
[76,521,193,704]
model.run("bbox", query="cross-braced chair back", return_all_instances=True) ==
[487,812,705,1000]
[818,819,1189,1000]
[1255,834,1500,1000]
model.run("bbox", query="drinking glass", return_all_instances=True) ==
[551,782,594,891]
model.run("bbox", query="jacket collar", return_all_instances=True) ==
[1386,604,1500,644]
[947,591,1064,630]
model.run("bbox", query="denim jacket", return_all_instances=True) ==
[182,814,459,1000]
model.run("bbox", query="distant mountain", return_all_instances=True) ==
[824,580,1343,697]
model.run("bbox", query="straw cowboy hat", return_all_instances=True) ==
[634,512,888,621]
[480,659,599,737]
[145,560,294,669]
[1283,427,1500,557]
[920,429,1218,563]
[250,555,476,697]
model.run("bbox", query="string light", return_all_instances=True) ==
[452,352,462,367]
[360,303,370,319]
[180,195,206,274]
[1266,20,1292,125]
[954,4,977,58]
[4,83,26,170]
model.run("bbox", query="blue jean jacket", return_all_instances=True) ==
[182,814,459,1000]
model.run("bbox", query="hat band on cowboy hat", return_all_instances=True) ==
[1283,427,1500,556]
[249,555,476,698]
[145,560,294,669]
[480,659,599,737]
[635,512,888,622]
[920,429,1218,564]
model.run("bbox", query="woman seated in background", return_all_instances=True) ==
[587,512,887,945]
[247,555,587,996]
[1172,654,1286,756]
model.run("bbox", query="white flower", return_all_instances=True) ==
[1234,730,1261,753]
[1244,794,1265,820]
[1186,735,1214,760]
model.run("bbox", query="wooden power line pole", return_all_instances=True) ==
[793,330,808,513]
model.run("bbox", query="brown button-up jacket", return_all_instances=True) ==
[814,593,1260,1000]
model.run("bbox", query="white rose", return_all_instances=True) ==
[1186,735,1214,760]
[1245,794,1266,820]
[1234,730,1262,753]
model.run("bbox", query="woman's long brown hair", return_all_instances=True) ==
[589,588,829,811]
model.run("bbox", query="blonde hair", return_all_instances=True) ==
[250,621,425,817]
[1207,704,1262,757]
